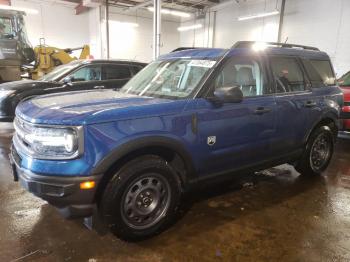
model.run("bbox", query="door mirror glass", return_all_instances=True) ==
[214,86,243,103]
[63,76,74,84]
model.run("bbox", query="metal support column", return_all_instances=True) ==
[106,0,110,58]
[277,0,286,43]
[153,0,161,60]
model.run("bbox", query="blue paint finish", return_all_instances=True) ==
[159,48,227,60]
[13,46,343,181]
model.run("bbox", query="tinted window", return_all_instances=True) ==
[131,65,144,74]
[303,59,335,87]
[102,65,131,80]
[215,57,268,97]
[68,65,101,82]
[271,57,305,93]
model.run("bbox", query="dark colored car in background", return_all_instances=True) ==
[0,59,146,122]
[338,71,350,131]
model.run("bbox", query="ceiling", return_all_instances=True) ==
[63,0,221,13]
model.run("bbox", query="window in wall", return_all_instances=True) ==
[270,57,305,93]
[68,65,102,82]
[214,56,268,97]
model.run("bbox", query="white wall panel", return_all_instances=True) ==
[107,11,180,62]
[180,0,350,75]
[12,0,90,50]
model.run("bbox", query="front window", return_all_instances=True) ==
[214,56,269,97]
[0,17,13,38]
[39,63,79,82]
[68,65,102,82]
[120,59,217,99]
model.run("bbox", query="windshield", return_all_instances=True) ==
[40,63,78,82]
[120,59,217,99]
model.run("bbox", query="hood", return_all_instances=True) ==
[0,80,61,91]
[16,89,187,125]
[340,86,350,102]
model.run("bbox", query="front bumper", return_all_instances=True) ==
[9,147,102,218]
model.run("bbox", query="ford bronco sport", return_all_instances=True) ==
[10,41,343,241]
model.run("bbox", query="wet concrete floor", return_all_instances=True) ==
[1,130,350,262]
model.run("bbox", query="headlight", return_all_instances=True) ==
[26,128,79,157]
[14,118,84,160]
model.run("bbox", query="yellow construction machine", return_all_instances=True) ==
[0,9,90,82]
[30,40,91,80]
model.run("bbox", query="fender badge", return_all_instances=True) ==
[207,136,216,146]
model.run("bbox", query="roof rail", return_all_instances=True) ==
[233,41,320,51]
[171,47,200,52]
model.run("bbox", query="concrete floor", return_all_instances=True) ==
[1,130,350,262]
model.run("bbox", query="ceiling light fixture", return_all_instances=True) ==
[0,5,39,15]
[177,24,202,32]
[147,7,191,18]
[238,10,279,21]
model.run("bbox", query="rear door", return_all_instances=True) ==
[100,64,133,90]
[301,58,337,124]
[269,56,313,153]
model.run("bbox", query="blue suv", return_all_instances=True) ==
[10,42,343,241]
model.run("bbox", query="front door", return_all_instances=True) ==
[195,55,278,176]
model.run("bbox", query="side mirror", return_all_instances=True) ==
[213,86,243,104]
[63,76,74,85]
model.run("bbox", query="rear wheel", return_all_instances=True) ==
[295,126,334,176]
[99,155,181,241]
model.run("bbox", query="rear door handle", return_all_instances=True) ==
[254,107,271,115]
[304,101,317,108]
[93,85,105,89]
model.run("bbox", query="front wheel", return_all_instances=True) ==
[295,126,334,176]
[99,155,182,241]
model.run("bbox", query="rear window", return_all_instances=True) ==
[303,59,335,87]
[270,57,306,93]
[102,65,131,80]
[132,65,144,74]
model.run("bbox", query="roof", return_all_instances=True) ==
[76,59,147,66]
[159,45,330,61]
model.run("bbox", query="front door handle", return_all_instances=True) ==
[254,107,271,115]
[304,101,317,108]
[93,85,105,89]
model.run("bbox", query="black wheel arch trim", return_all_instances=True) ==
[303,110,338,145]
[90,136,197,184]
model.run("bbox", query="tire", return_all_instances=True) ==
[99,155,182,242]
[295,126,334,176]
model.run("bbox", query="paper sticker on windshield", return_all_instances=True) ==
[188,60,216,68]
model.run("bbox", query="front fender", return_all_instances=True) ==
[90,135,196,180]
